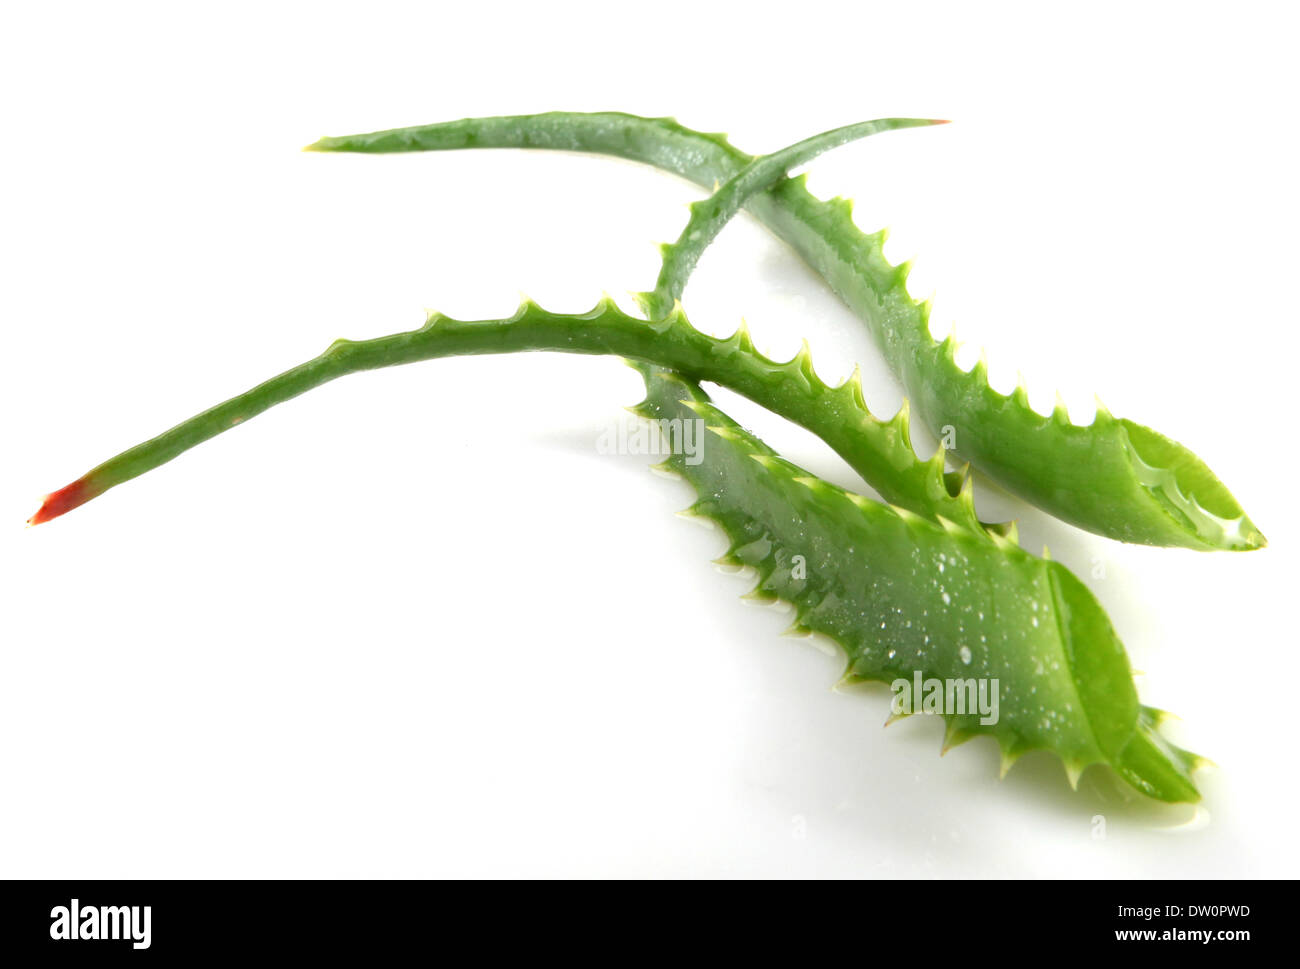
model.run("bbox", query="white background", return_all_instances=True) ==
[2,1,1296,877]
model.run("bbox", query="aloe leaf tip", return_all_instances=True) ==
[28,477,95,526]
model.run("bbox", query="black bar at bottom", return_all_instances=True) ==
[0,878,1276,957]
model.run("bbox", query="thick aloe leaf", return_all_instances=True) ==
[633,364,1202,801]
[307,112,1264,551]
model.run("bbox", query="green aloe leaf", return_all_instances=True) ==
[28,299,983,535]
[308,112,1264,551]
[631,364,1202,801]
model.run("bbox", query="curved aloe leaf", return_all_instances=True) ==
[636,116,947,321]
[633,364,1202,801]
[308,112,1264,551]
[29,299,982,534]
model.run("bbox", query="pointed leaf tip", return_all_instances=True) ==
[302,136,337,152]
[28,477,94,526]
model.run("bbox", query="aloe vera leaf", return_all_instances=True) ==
[29,299,980,533]
[308,112,1264,551]
[635,116,947,321]
[631,364,1202,801]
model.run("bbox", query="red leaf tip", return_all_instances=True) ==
[28,478,92,526]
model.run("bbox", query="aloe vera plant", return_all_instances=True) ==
[29,112,1239,804]
[306,112,1264,552]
